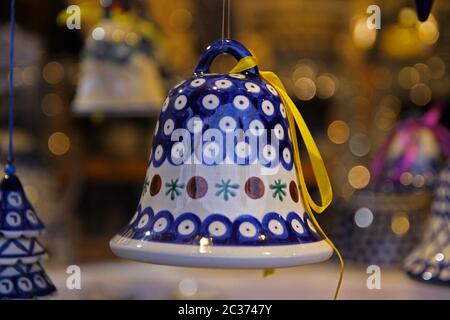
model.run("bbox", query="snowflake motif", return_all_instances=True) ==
[215,179,239,201]
[142,177,150,196]
[270,179,287,201]
[165,179,185,200]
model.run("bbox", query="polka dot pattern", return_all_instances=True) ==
[0,174,45,237]
[121,206,320,245]
[150,74,293,170]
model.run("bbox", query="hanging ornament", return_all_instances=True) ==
[72,1,165,116]
[371,105,450,188]
[415,0,434,22]
[333,106,450,266]
[110,38,344,298]
[0,0,56,299]
[404,163,450,285]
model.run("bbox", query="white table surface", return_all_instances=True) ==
[45,260,450,300]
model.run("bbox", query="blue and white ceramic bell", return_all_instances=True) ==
[404,164,450,284]
[110,39,333,268]
[0,262,56,299]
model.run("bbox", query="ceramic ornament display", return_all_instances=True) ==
[73,11,165,116]
[334,107,450,266]
[404,164,450,285]
[0,263,56,299]
[0,0,56,299]
[110,39,339,269]
[371,106,449,190]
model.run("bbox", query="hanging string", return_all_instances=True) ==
[221,0,225,40]
[221,0,231,40]
[227,0,231,39]
[6,0,16,174]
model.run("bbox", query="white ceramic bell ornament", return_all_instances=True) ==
[73,14,165,115]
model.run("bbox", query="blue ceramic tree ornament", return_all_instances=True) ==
[0,262,56,299]
[0,174,45,238]
[0,0,56,299]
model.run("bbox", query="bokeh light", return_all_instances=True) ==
[414,63,431,82]
[293,77,316,101]
[48,132,71,156]
[22,66,39,86]
[426,56,445,79]
[410,83,432,106]
[348,165,371,189]
[43,61,65,85]
[327,120,350,144]
[92,27,105,41]
[349,133,371,157]
[398,66,420,89]
[418,16,439,45]
[316,74,337,99]
[399,7,417,27]
[391,214,410,236]
[42,93,63,116]
[354,207,373,228]
[352,17,376,49]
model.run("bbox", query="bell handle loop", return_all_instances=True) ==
[193,39,259,77]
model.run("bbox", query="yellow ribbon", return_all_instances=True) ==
[230,56,344,300]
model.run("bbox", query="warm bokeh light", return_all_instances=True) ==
[418,16,439,45]
[399,7,417,27]
[48,132,71,156]
[414,63,431,82]
[124,32,139,46]
[293,77,316,101]
[41,93,63,116]
[410,83,432,106]
[22,66,39,86]
[398,66,420,89]
[292,61,317,81]
[316,74,336,99]
[412,174,425,188]
[426,56,446,79]
[112,29,125,42]
[43,61,65,85]
[327,120,350,144]
[391,214,410,236]
[348,165,370,189]
[352,17,376,49]
[400,172,413,186]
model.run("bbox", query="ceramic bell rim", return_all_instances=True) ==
[0,262,56,299]
[110,39,333,268]
[404,164,450,284]
[0,236,47,266]
[72,18,165,116]
[0,173,45,238]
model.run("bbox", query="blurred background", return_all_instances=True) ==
[0,0,449,299]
